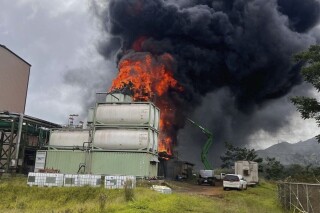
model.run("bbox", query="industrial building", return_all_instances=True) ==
[35,93,160,178]
[0,44,30,114]
[0,113,61,173]
[0,44,160,178]
[0,45,61,174]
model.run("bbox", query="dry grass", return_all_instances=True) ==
[0,176,283,213]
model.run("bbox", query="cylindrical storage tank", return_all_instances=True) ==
[49,130,90,147]
[95,103,160,130]
[93,129,156,150]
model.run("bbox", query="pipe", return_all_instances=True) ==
[15,114,24,166]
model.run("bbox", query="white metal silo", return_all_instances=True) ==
[93,128,157,151]
[49,129,90,147]
[95,103,160,130]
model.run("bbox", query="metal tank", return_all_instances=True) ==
[95,103,160,130]
[93,128,158,151]
[49,129,90,147]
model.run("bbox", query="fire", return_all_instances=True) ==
[110,52,182,157]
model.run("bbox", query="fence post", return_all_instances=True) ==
[289,183,291,211]
[284,183,286,209]
[306,184,309,213]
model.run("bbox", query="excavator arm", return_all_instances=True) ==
[187,118,213,170]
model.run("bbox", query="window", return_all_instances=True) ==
[244,169,249,176]
[224,175,239,181]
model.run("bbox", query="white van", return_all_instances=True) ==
[223,174,247,190]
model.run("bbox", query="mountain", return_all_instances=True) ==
[256,138,320,166]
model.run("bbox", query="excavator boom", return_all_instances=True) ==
[187,118,213,170]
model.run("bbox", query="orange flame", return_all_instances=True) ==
[110,52,182,157]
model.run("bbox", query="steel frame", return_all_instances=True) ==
[0,112,60,173]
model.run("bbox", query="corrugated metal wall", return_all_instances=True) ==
[45,151,85,174]
[44,150,158,177]
[91,152,157,177]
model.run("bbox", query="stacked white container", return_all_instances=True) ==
[27,172,46,186]
[64,174,80,187]
[92,93,160,154]
[48,129,90,148]
[105,175,136,189]
[78,174,102,187]
[36,92,159,177]
[43,173,64,187]
[27,173,64,187]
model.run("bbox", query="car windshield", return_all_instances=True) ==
[224,175,240,181]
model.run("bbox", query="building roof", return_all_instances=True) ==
[0,44,31,66]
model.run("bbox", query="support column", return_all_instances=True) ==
[5,120,15,172]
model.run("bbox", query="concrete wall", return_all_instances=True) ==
[0,45,30,113]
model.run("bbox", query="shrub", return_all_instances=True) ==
[98,193,107,212]
[124,180,134,202]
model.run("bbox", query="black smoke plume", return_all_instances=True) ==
[94,0,320,166]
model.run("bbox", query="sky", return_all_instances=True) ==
[0,0,115,124]
[1,0,319,151]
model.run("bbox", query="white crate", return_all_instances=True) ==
[27,172,46,186]
[27,173,64,187]
[105,175,136,189]
[34,151,46,172]
[151,185,172,194]
[43,173,64,187]
[64,174,80,187]
[79,174,101,187]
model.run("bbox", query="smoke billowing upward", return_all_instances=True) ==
[94,0,320,162]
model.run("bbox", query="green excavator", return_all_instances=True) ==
[187,118,215,185]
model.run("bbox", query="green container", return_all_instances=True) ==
[91,151,158,177]
[45,150,86,174]
[42,150,158,177]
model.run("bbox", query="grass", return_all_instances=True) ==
[0,176,284,213]
[222,181,283,213]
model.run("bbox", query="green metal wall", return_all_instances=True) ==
[44,150,158,177]
[45,150,85,174]
[91,152,158,177]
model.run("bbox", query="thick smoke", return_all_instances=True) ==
[94,0,320,165]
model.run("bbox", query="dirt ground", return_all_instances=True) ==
[165,180,225,197]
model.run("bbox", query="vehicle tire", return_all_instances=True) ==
[238,185,243,191]
[223,187,227,191]
[211,182,215,186]
[244,185,247,190]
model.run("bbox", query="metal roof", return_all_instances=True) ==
[0,44,31,66]
[0,111,61,128]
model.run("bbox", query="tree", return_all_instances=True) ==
[291,45,320,142]
[220,142,263,170]
[264,157,284,180]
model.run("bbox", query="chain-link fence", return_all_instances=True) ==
[278,182,320,213]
